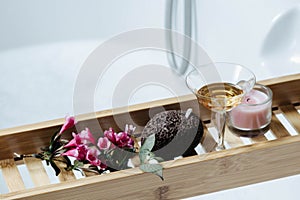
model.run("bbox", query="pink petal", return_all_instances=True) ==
[59,116,76,135]
[100,162,107,170]
[104,128,117,143]
[115,132,134,148]
[62,149,79,158]
[78,128,95,144]
[86,148,101,166]
[76,145,88,161]
[97,137,111,150]
[64,132,82,148]
[64,138,77,148]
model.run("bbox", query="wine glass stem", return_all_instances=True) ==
[214,111,226,151]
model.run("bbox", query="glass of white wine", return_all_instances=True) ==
[186,62,256,150]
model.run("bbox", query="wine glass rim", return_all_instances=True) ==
[185,62,256,101]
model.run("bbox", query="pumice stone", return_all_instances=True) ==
[141,109,204,160]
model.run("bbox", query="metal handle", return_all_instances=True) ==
[165,0,194,75]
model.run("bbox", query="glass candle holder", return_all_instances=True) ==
[227,84,273,137]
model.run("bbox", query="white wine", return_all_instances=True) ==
[197,82,244,112]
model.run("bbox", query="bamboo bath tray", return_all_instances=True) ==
[1,74,300,199]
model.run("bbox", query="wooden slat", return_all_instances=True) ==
[83,170,98,178]
[224,127,244,148]
[258,73,300,86]
[3,135,300,200]
[56,161,76,182]
[251,135,268,143]
[258,73,300,107]
[0,159,25,192]
[280,105,300,133]
[270,113,290,138]
[200,125,217,152]
[23,158,50,187]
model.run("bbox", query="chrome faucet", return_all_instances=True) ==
[165,0,196,75]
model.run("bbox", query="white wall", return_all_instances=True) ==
[195,0,300,80]
[0,0,165,129]
[0,0,164,51]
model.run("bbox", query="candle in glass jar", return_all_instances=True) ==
[228,84,272,131]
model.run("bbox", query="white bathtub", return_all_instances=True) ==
[1,0,299,128]
[0,0,300,199]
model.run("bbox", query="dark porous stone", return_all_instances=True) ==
[141,110,203,160]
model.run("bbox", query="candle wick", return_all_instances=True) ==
[246,98,251,102]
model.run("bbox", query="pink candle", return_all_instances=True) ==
[229,84,272,130]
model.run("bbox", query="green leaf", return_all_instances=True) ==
[140,163,162,173]
[49,130,60,150]
[154,168,164,181]
[49,137,61,153]
[139,163,164,181]
[74,160,84,168]
[139,149,149,164]
[154,156,164,162]
[139,134,156,163]
[140,134,155,152]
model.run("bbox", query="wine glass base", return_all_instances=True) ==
[215,145,225,151]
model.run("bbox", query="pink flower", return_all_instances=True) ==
[62,148,78,157]
[125,124,136,135]
[104,127,134,149]
[116,132,134,148]
[78,128,95,144]
[97,137,112,150]
[64,128,95,148]
[86,147,101,166]
[64,132,80,148]
[99,162,107,170]
[62,144,88,161]
[104,128,117,143]
[59,116,76,135]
